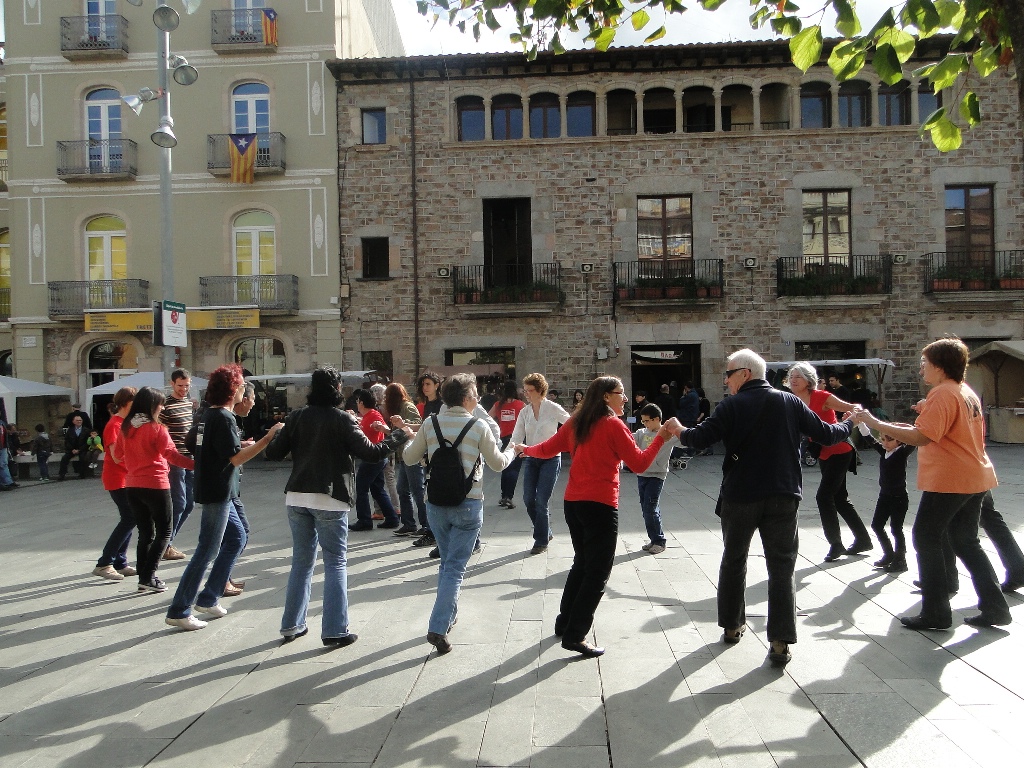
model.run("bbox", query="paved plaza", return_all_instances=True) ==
[2,443,1023,768]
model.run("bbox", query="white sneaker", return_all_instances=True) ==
[92,565,124,580]
[165,615,208,631]
[194,603,228,619]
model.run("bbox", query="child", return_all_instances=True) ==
[86,430,104,469]
[866,426,915,572]
[633,403,681,555]
[31,424,52,481]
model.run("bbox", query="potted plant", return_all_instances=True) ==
[931,265,962,291]
[852,275,883,294]
[964,268,988,290]
[998,267,1024,289]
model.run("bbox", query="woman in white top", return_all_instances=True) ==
[510,372,572,554]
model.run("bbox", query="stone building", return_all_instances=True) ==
[0,0,402,429]
[327,38,1024,411]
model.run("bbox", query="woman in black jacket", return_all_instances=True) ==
[265,366,407,647]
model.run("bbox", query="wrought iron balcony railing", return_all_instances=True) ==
[60,15,129,59]
[614,259,724,301]
[199,274,299,311]
[0,287,10,322]
[776,255,892,297]
[211,9,278,51]
[206,133,286,176]
[453,264,561,304]
[57,139,138,181]
[924,250,1024,292]
[0,156,7,191]
[48,280,149,317]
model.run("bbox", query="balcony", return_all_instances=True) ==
[48,280,149,317]
[924,250,1024,294]
[0,156,8,191]
[776,255,892,300]
[452,264,561,317]
[199,274,298,313]
[207,133,286,177]
[211,9,278,53]
[0,287,10,322]
[613,259,724,306]
[61,15,129,60]
[57,140,138,182]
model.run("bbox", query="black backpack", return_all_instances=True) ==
[425,415,480,506]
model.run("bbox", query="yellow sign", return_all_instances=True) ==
[85,311,153,333]
[188,308,261,330]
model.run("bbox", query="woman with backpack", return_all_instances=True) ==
[401,373,515,656]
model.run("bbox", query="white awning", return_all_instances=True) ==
[86,372,209,397]
[0,375,75,426]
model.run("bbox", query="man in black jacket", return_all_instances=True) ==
[669,349,853,666]
[58,415,90,480]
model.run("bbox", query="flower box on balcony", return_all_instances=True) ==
[964,279,988,290]
[931,278,962,291]
[998,277,1024,289]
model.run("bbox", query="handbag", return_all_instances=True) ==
[715,389,779,517]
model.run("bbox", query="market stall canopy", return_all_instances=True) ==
[968,340,1024,408]
[765,358,895,397]
[0,375,75,425]
[86,372,209,397]
[245,371,378,388]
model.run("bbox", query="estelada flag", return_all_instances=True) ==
[229,133,257,184]
[261,9,278,46]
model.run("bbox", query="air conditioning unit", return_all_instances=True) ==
[743,257,758,269]
[436,267,451,278]
[580,263,594,273]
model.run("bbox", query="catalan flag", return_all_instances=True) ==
[229,133,257,184]
[261,8,278,46]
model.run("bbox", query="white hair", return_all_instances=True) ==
[369,383,386,404]
[726,349,767,379]
[785,361,819,389]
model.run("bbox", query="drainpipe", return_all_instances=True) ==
[409,66,421,374]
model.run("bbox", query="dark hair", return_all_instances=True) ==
[499,380,519,404]
[441,373,476,408]
[572,389,585,404]
[416,371,441,401]
[384,382,411,418]
[35,423,45,433]
[573,377,621,445]
[122,386,165,435]
[639,403,662,421]
[634,390,647,399]
[206,364,244,406]
[308,366,343,407]
[354,388,377,410]
[170,368,191,382]
[112,386,136,410]
[923,337,970,383]
[684,381,694,390]
[696,387,706,398]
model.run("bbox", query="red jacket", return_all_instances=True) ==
[101,415,127,491]
[122,420,194,490]
[524,415,665,508]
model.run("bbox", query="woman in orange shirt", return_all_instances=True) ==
[856,337,1008,630]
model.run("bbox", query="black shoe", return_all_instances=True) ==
[428,547,440,558]
[963,612,1012,627]
[873,554,894,569]
[377,520,400,529]
[900,615,953,630]
[412,532,436,547]
[1001,575,1024,593]
[768,642,791,665]
[427,631,452,655]
[561,639,605,657]
[884,558,908,573]
[415,527,430,536]
[348,521,373,531]
[530,544,548,555]
[137,578,167,594]
[848,538,874,555]
[282,628,309,644]
[473,540,482,554]
[823,545,847,563]
[722,627,745,644]
[392,524,418,536]
[322,633,358,648]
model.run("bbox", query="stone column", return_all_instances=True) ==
[910,77,920,125]
[559,94,568,138]
[830,84,840,129]
[636,91,645,135]
[521,94,529,139]
[753,86,762,131]
[869,82,880,126]
[713,87,723,132]
[675,89,684,133]
[596,91,607,136]
[484,97,493,140]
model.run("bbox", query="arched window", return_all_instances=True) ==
[0,230,9,322]
[456,96,485,141]
[529,93,560,139]
[0,351,12,377]
[566,91,596,137]
[879,81,911,126]
[85,216,126,281]
[918,83,943,123]
[0,103,7,190]
[233,211,276,277]
[838,80,871,127]
[87,340,138,433]
[643,87,676,134]
[232,82,270,163]
[492,95,523,141]
[801,82,832,128]
[86,88,123,171]
[234,337,286,377]
[606,89,636,136]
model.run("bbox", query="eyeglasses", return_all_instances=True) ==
[609,389,625,395]
[724,368,749,379]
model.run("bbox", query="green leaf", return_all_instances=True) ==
[829,45,866,81]
[928,114,962,152]
[631,9,650,31]
[789,26,823,72]
[484,9,501,31]
[935,0,966,30]
[959,91,981,125]
[551,31,565,54]
[973,45,999,77]
[593,26,616,52]
[928,53,968,90]
[922,106,945,129]
[866,8,896,38]
[872,43,903,84]
[749,7,772,28]
[770,16,802,37]
[877,28,916,62]
[834,0,861,38]
[700,0,727,9]
[903,0,942,36]
[644,25,667,43]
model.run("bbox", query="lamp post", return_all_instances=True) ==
[123,0,201,374]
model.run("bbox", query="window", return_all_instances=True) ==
[643,88,676,134]
[361,237,390,279]
[361,108,386,144]
[801,82,831,128]
[445,348,515,381]
[233,210,276,278]
[945,186,994,256]
[529,93,560,139]
[918,83,942,122]
[86,0,116,39]
[361,351,393,379]
[0,352,11,377]
[566,92,595,137]
[456,96,485,141]
[231,0,266,36]
[0,229,8,290]
[606,89,636,136]
[492,95,523,141]
[802,191,851,263]
[878,81,911,126]
[0,103,7,185]
[638,196,693,261]
[685,103,715,133]
[85,216,127,281]
[838,81,870,127]
[86,88,123,172]
[483,198,531,284]
[234,337,286,378]
[232,82,270,162]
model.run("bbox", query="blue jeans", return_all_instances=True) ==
[426,498,483,635]
[396,459,427,528]
[521,455,561,546]
[0,451,13,485]
[499,436,522,499]
[166,499,247,619]
[37,453,51,480]
[169,466,195,539]
[97,488,135,569]
[355,458,397,524]
[281,506,351,639]
[637,475,666,545]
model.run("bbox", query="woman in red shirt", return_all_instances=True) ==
[519,376,676,657]
[91,386,138,581]
[489,380,525,508]
[122,386,194,593]
[786,363,871,563]
[351,388,399,531]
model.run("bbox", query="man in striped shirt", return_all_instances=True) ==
[161,368,195,560]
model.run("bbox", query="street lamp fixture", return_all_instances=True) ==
[153,5,180,32]
[151,119,178,149]
[168,55,199,86]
